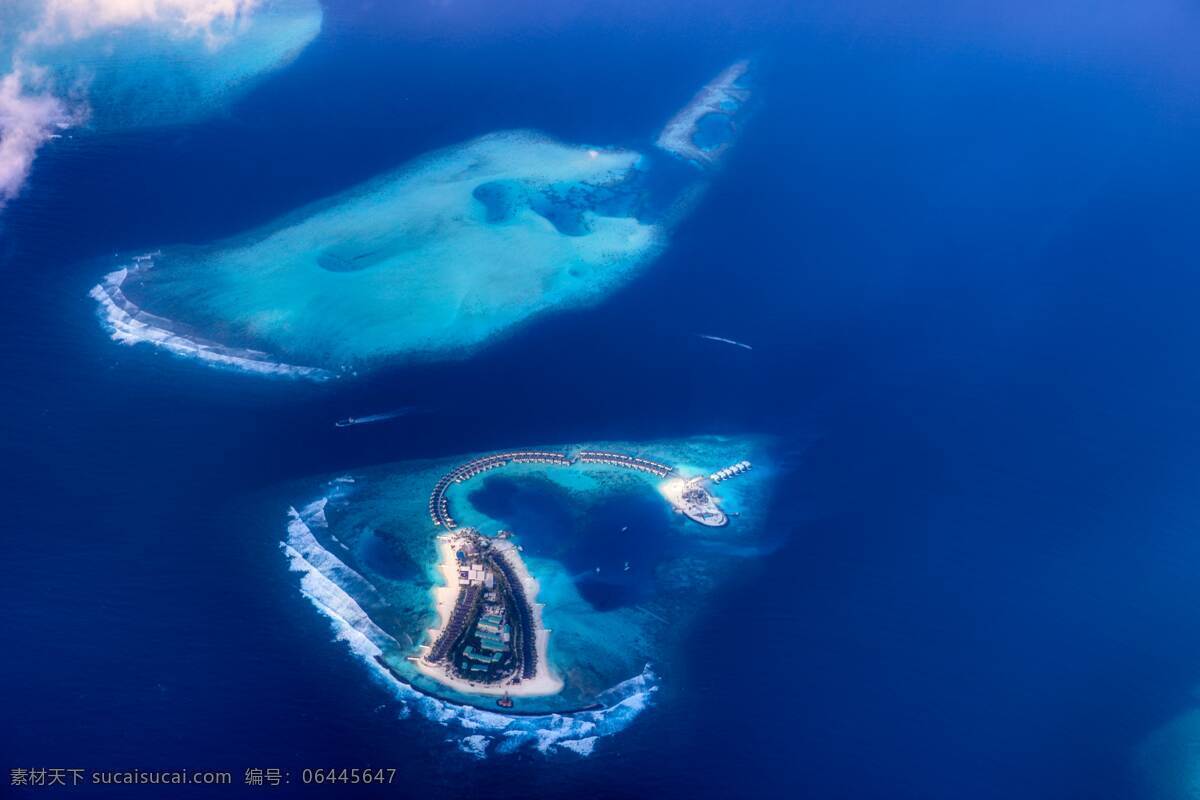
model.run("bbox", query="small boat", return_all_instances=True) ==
[497,693,514,709]
[334,408,417,428]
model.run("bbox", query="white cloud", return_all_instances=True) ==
[0,0,264,209]
[26,0,263,47]
[0,64,84,207]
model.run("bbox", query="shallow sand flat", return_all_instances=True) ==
[107,131,664,373]
[90,61,754,378]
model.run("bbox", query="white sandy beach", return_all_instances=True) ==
[428,536,463,633]
[658,475,728,527]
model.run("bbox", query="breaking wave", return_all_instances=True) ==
[282,489,658,757]
[90,263,334,381]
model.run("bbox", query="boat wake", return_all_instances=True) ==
[696,333,753,351]
[334,408,419,428]
[282,487,657,758]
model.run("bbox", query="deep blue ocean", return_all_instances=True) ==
[5,1,1200,797]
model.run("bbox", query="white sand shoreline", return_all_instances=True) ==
[658,475,728,526]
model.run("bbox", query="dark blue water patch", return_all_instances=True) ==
[692,111,734,151]
[529,184,592,236]
[471,179,591,235]
[466,474,575,542]
[473,178,644,237]
[466,475,674,611]
[471,156,695,236]
[472,180,523,224]
[356,527,421,581]
[316,241,404,272]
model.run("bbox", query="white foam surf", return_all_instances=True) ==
[90,265,334,381]
[281,494,659,757]
[554,736,598,756]
[457,735,490,759]
[286,502,384,607]
[283,503,398,666]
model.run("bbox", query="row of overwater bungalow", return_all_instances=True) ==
[429,451,571,527]
[577,450,673,478]
[709,460,751,483]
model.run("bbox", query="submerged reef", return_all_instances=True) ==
[656,60,753,168]
[96,132,666,376]
[280,435,776,755]
[91,61,753,378]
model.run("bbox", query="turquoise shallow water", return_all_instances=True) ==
[7,0,1200,794]
[281,435,776,723]
[116,132,666,372]
[89,59,754,377]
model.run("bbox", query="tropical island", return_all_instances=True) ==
[279,436,774,755]
[416,530,559,700]
[411,448,749,703]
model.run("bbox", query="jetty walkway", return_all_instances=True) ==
[428,451,571,528]
[577,450,673,478]
[429,448,677,530]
